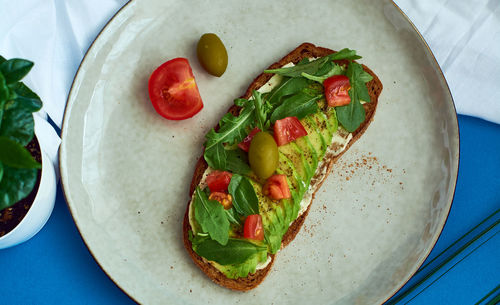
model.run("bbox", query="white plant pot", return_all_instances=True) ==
[0,136,57,249]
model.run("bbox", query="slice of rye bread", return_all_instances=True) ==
[183,42,383,291]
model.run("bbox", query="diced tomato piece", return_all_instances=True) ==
[208,192,233,209]
[238,127,261,152]
[263,174,291,200]
[243,214,264,240]
[206,170,232,193]
[324,75,351,107]
[273,117,308,146]
[148,58,203,120]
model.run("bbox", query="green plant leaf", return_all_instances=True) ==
[264,57,330,77]
[336,62,371,132]
[9,82,42,112]
[0,56,6,65]
[0,58,34,84]
[225,149,251,175]
[266,76,310,107]
[193,187,229,245]
[301,62,344,83]
[264,48,360,78]
[0,164,38,210]
[252,90,271,131]
[225,207,243,225]
[0,136,41,169]
[270,92,321,123]
[0,103,34,146]
[204,105,255,151]
[0,161,3,182]
[0,71,8,101]
[228,174,259,217]
[192,237,267,265]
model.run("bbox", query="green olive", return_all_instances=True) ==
[248,132,279,179]
[196,33,228,77]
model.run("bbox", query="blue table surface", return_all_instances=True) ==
[1,114,499,305]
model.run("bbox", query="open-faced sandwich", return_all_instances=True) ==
[182,42,382,291]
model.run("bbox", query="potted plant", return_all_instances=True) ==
[0,55,56,249]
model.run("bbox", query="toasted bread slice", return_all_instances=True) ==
[183,43,383,291]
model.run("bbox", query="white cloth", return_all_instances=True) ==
[1,0,499,174]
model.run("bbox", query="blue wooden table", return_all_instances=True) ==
[1,114,499,304]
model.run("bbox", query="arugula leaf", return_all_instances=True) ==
[192,237,267,265]
[204,105,255,152]
[204,104,255,170]
[225,207,243,225]
[301,62,344,83]
[264,57,330,77]
[225,148,251,174]
[326,48,362,61]
[228,174,259,216]
[270,92,321,123]
[336,62,371,132]
[266,77,309,107]
[0,165,37,211]
[0,162,3,182]
[252,90,270,130]
[193,187,230,245]
[263,48,360,77]
[0,136,41,169]
[0,56,6,65]
[0,58,34,84]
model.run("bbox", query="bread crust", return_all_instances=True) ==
[183,43,382,291]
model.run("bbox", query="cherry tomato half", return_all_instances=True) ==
[263,174,291,200]
[324,75,351,107]
[208,192,233,209]
[148,58,203,120]
[238,127,261,152]
[273,117,308,146]
[243,214,264,240]
[206,170,233,193]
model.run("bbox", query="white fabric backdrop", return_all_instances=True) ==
[1,0,499,172]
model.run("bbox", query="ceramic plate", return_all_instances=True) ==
[60,0,459,304]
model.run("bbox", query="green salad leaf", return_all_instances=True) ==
[204,104,255,171]
[270,92,321,123]
[192,237,267,265]
[266,77,309,107]
[224,148,251,175]
[193,187,230,245]
[228,174,259,216]
[301,62,344,83]
[336,62,372,132]
[264,48,360,77]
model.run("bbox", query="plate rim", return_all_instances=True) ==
[58,0,460,304]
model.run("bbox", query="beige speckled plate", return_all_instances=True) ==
[60,0,459,304]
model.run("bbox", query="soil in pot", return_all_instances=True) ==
[0,137,42,237]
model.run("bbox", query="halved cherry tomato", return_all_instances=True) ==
[206,170,232,192]
[243,214,264,240]
[263,174,291,200]
[148,58,203,120]
[208,192,233,209]
[238,127,261,152]
[324,75,351,107]
[273,117,308,146]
